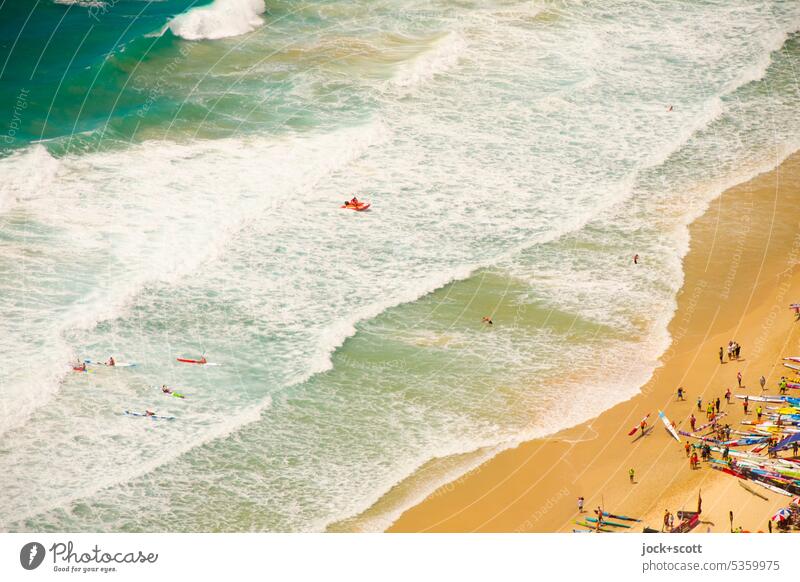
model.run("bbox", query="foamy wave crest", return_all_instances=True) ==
[3,396,273,528]
[305,264,476,380]
[53,0,106,7]
[168,0,265,40]
[721,24,800,94]
[0,145,60,216]
[0,121,385,440]
[386,33,466,95]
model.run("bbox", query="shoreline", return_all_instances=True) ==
[386,151,800,533]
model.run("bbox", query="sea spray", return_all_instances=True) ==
[168,0,266,40]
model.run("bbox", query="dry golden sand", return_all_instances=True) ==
[390,153,800,533]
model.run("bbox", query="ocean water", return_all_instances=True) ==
[1,0,799,532]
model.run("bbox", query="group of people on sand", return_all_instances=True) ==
[680,383,740,470]
[690,394,723,417]
[681,358,800,469]
[688,437,722,469]
[740,395,768,418]
[720,341,742,362]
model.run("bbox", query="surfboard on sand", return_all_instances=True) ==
[658,410,681,442]
[627,413,651,436]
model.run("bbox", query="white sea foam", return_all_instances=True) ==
[168,0,266,41]
[0,396,272,528]
[0,122,385,437]
[386,33,466,96]
[0,145,60,216]
[53,0,106,7]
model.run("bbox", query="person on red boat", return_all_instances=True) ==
[343,196,370,210]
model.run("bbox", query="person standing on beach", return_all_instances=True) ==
[662,510,670,532]
[629,468,635,484]
[737,371,743,388]
[577,497,584,513]
[690,413,696,432]
[756,405,763,421]
[640,418,648,435]
[793,441,799,458]
[684,441,691,457]
[594,506,604,528]
[743,400,749,415]
[760,375,766,391]
[719,346,724,363]
[696,396,702,411]
[677,387,684,401]
[715,397,721,414]
[725,388,732,404]
[780,377,788,394]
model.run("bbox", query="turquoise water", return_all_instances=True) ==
[1,0,800,531]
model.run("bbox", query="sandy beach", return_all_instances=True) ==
[390,152,800,533]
